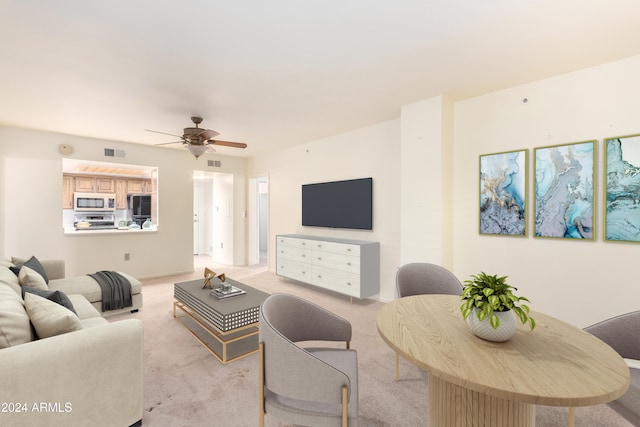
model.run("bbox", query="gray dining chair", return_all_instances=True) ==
[583,310,640,426]
[259,293,358,427]
[395,263,462,381]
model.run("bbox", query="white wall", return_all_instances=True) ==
[249,54,640,327]
[248,119,402,302]
[400,96,454,267]
[0,126,247,277]
[453,54,640,327]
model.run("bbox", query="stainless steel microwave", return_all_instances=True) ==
[73,192,116,212]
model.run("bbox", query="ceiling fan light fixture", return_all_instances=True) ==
[186,144,209,159]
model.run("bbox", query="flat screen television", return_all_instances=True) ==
[302,177,373,230]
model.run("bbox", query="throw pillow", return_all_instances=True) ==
[18,266,48,291]
[23,293,82,339]
[0,284,34,348]
[10,256,49,284]
[21,286,77,315]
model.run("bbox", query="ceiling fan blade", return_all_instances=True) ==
[208,140,248,149]
[197,129,220,140]
[145,129,184,139]
[155,140,184,146]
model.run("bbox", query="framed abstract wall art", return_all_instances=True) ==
[604,134,640,243]
[479,149,527,236]
[534,140,595,239]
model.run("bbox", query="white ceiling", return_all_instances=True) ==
[1,1,640,158]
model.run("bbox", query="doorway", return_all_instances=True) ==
[248,175,268,266]
[193,170,234,265]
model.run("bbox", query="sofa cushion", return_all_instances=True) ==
[0,283,34,348]
[10,256,49,284]
[67,294,102,320]
[0,256,13,268]
[80,317,109,329]
[24,293,82,339]
[18,266,49,290]
[0,267,21,295]
[48,271,142,304]
[21,286,76,315]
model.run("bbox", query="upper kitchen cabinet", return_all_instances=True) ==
[127,179,152,194]
[62,175,74,209]
[74,176,115,193]
[115,179,128,209]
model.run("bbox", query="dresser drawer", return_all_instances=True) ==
[277,236,313,250]
[312,265,360,297]
[311,251,360,274]
[277,245,311,263]
[277,259,311,283]
[310,240,360,256]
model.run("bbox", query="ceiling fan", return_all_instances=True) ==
[145,116,247,159]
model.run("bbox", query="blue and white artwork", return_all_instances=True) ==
[479,150,527,236]
[605,135,640,242]
[534,141,595,239]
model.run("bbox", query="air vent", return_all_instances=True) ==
[104,148,126,158]
[208,160,222,167]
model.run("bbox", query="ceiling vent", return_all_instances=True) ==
[104,148,125,158]
[208,160,221,167]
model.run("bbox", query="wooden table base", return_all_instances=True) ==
[428,376,535,427]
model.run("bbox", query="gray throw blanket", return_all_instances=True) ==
[88,271,133,312]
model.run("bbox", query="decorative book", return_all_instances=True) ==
[210,285,246,299]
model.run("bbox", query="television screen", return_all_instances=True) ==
[302,178,372,230]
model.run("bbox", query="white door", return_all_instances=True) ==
[193,184,200,254]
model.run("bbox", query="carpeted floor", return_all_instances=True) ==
[112,262,632,426]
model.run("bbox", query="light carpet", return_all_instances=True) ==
[112,266,632,426]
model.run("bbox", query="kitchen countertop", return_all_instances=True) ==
[63,227,158,235]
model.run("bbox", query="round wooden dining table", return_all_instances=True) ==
[376,295,630,427]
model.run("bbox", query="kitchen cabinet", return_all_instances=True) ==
[276,234,380,300]
[62,175,74,209]
[96,177,115,192]
[115,179,128,209]
[127,179,151,194]
[74,176,115,193]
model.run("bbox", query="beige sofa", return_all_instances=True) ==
[0,256,143,427]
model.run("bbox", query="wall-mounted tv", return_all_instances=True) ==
[302,177,373,230]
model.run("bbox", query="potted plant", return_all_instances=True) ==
[460,272,535,342]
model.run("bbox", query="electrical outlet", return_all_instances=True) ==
[124,253,130,261]
[220,243,223,249]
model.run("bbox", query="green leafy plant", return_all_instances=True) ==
[460,272,535,330]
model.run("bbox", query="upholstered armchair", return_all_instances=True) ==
[584,310,640,426]
[259,293,358,427]
[394,263,462,380]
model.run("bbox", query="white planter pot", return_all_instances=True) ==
[466,308,517,342]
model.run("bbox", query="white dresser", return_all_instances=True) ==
[276,234,380,299]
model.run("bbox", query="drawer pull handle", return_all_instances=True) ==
[317,275,322,279]
[346,283,351,286]
[302,254,306,258]
[347,248,352,252]
[347,262,351,266]
[317,257,322,261]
